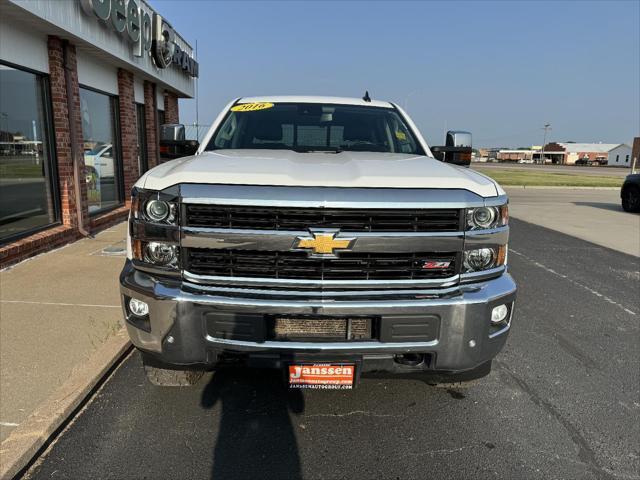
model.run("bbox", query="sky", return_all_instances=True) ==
[154,0,639,148]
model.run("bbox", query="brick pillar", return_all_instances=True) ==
[47,36,89,231]
[144,80,159,169]
[163,92,179,124]
[117,69,139,201]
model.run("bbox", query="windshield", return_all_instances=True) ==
[206,103,424,155]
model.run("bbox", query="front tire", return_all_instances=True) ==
[622,186,640,213]
[141,353,204,387]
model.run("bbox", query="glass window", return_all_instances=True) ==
[158,109,165,127]
[0,63,58,243]
[80,87,121,214]
[207,103,424,155]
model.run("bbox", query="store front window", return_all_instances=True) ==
[80,87,122,214]
[0,63,58,243]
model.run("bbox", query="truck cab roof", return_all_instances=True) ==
[237,95,394,109]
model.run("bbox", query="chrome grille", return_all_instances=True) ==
[184,205,461,232]
[185,249,458,280]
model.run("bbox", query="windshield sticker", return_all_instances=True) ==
[395,131,407,141]
[231,102,274,112]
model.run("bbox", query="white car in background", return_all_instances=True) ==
[84,143,114,183]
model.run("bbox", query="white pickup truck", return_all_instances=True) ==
[120,95,516,389]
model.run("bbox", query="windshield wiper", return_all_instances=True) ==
[292,147,343,153]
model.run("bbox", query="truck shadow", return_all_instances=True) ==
[572,201,623,212]
[201,367,304,480]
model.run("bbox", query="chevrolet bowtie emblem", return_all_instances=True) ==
[293,230,356,258]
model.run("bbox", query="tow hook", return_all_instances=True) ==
[394,353,425,367]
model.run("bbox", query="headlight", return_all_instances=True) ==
[464,248,495,271]
[145,199,175,223]
[466,205,508,230]
[144,242,178,267]
[463,245,507,272]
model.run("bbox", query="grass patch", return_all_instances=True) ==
[0,160,44,178]
[477,169,623,187]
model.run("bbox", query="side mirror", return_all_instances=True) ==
[431,130,472,166]
[159,124,199,160]
[160,124,186,141]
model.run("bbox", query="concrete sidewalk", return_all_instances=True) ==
[0,222,127,442]
[505,188,640,256]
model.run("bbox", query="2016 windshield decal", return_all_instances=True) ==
[230,103,275,112]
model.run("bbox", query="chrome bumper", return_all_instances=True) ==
[119,260,516,372]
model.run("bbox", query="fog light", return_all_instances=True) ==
[491,304,508,324]
[144,242,178,267]
[129,298,149,317]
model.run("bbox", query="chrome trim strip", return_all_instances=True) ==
[181,227,465,252]
[132,260,181,278]
[183,267,505,289]
[459,266,506,283]
[203,336,439,352]
[161,273,517,310]
[180,184,486,208]
[182,271,461,289]
[182,281,472,298]
[131,220,180,243]
[464,226,509,237]
[464,228,509,247]
[483,195,508,207]
[182,227,466,238]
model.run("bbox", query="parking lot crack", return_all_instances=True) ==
[496,361,616,480]
[305,410,404,418]
[402,446,472,457]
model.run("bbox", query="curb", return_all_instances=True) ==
[0,329,132,480]
[503,185,620,190]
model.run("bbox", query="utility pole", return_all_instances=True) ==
[540,123,551,164]
[195,39,199,143]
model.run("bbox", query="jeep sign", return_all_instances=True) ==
[79,0,198,77]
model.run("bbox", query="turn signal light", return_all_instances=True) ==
[132,239,144,261]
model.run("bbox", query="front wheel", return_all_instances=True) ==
[141,353,204,387]
[622,186,640,213]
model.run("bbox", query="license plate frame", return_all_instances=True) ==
[288,363,356,390]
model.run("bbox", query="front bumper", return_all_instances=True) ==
[119,260,516,373]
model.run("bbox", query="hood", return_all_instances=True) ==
[140,150,499,197]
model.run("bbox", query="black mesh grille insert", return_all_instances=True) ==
[185,205,461,232]
[185,249,457,280]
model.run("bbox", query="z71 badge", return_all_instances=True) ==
[422,260,452,270]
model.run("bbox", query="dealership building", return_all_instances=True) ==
[0,0,197,267]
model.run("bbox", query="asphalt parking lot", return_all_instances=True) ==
[23,218,639,480]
